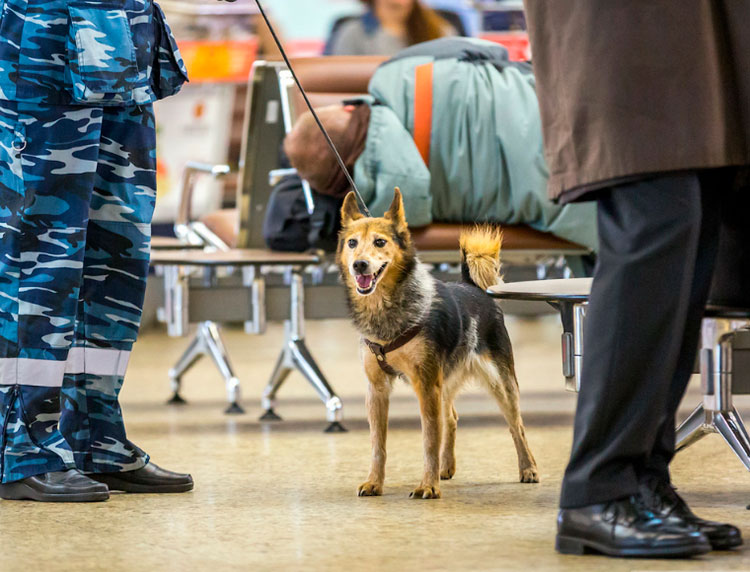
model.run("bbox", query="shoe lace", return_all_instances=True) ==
[656,481,690,516]
[638,479,688,519]
[603,497,647,538]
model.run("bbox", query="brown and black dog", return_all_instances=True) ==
[337,188,539,499]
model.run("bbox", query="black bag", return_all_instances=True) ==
[263,175,343,252]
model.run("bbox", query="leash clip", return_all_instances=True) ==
[368,342,386,362]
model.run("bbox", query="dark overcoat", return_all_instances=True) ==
[523,1,750,203]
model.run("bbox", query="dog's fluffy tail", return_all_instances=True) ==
[459,226,503,291]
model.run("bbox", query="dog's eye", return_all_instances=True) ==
[348,239,358,249]
[374,238,387,248]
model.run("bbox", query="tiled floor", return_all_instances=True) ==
[4,314,750,571]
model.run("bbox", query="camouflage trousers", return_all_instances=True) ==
[0,101,156,482]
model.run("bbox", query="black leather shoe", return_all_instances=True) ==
[0,470,109,502]
[89,462,193,493]
[639,479,743,550]
[557,496,711,557]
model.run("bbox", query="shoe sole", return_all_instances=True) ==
[91,475,193,494]
[0,482,109,503]
[556,535,712,558]
[709,536,743,550]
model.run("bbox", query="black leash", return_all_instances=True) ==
[252,0,372,217]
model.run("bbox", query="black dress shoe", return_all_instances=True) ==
[557,496,711,557]
[89,462,193,493]
[639,479,743,550]
[0,470,109,502]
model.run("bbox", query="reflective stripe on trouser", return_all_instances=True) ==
[0,101,155,482]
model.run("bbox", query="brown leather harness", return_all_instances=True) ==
[363,323,423,377]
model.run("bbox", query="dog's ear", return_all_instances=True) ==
[384,187,407,233]
[341,191,364,225]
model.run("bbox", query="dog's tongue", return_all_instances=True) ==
[356,274,374,290]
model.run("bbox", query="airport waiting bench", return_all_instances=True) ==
[489,278,750,471]
[152,56,591,430]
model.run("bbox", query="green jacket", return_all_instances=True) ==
[354,38,598,251]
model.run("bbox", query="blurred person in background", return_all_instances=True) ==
[326,0,455,56]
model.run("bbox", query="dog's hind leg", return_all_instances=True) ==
[478,355,539,483]
[440,380,461,480]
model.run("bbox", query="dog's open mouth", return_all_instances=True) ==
[355,263,387,295]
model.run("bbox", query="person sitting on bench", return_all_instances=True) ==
[283,37,597,252]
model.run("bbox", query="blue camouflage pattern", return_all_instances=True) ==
[0,0,185,482]
[0,0,188,106]
[60,373,147,473]
[0,384,74,482]
[0,100,156,482]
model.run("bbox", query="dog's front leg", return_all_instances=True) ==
[411,371,443,499]
[357,374,392,497]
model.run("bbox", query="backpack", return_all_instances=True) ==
[263,175,343,252]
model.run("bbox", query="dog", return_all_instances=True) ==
[337,187,539,499]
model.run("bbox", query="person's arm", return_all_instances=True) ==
[355,108,432,225]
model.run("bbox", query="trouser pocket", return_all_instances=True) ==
[65,3,139,105]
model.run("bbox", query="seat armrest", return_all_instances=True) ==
[267,167,315,215]
[174,161,232,241]
[269,167,298,185]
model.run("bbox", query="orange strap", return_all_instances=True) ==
[413,62,434,167]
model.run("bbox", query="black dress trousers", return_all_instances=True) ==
[558,169,743,509]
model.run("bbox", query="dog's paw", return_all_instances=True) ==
[520,467,539,483]
[440,466,455,480]
[357,481,383,497]
[409,485,441,499]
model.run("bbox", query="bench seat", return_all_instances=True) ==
[199,208,587,253]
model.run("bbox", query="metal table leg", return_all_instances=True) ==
[260,270,345,432]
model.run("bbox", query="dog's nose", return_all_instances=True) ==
[352,260,369,274]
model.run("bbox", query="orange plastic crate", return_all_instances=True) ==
[177,39,259,83]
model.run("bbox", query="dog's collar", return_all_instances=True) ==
[364,323,423,377]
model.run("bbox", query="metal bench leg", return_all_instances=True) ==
[167,321,245,415]
[202,321,244,414]
[260,339,293,421]
[675,318,750,470]
[730,407,750,448]
[259,270,345,432]
[675,404,712,451]
[715,412,750,470]
[167,328,203,405]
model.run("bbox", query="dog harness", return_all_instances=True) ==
[364,323,424,377]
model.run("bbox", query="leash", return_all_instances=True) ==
[252,0,372,217]
[364,323,423,377]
